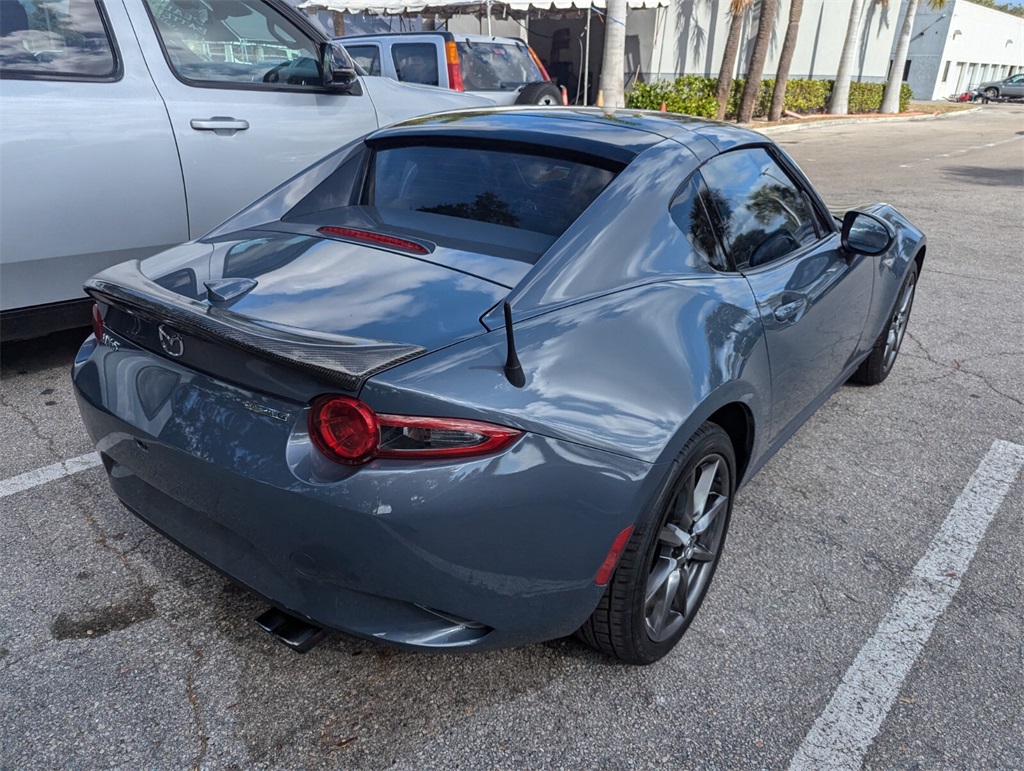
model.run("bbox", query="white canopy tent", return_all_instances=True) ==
[299,0,668,104]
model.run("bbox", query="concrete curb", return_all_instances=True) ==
[752,106,983,135]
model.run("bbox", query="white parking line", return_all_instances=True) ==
[789,439,1024,771]
[898,135,1022,168]
[0,452,102,499]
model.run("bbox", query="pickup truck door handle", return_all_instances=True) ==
[774,299,805,323]
[190,117,250,132]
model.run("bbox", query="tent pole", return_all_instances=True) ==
[583,4,591,105]
[486,0,492,35]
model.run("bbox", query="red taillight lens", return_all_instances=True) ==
[91,304,104,341]
[317,226,429,255]
[446,41,465,91]
[309,395,379,465]
[308,396,520,465]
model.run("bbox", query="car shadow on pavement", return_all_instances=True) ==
[1,327,90,378]
[942,165,1024,188]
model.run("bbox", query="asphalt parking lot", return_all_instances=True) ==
[2,106,1022,769]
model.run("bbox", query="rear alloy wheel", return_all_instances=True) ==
[985,87,999,98]
[577,422,735,664]
[515,82,562,105]
[852,262,918,385]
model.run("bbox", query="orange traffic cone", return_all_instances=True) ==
[660,101,667,112]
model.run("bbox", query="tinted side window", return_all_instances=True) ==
[144,0,321,88]
[345,44,380,76]
[670,177,729,271]
[391,42,438,86]
[701,148,819,270]
[0,0,117,79]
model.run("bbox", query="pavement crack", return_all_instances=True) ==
[0,390,60,459]
[951,360,1024,408]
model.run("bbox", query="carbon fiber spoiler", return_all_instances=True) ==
[84,261,425,392]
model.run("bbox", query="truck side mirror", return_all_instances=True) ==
[321,42,360,94]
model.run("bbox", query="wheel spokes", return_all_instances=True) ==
[692,494,727,536]
[691,458,719,520]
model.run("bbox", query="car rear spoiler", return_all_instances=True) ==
[84,261,425,391]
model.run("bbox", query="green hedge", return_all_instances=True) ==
[626,77,913,118]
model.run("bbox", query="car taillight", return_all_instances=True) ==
[309,395,519,465]
[92,304,104,341]
[446,41,465,91]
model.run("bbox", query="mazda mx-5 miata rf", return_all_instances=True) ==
[73,108,924,664]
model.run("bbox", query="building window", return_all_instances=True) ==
[903,59,912,81]
[942,61,951,82]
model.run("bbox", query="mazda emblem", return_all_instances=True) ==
[158,324,185,357]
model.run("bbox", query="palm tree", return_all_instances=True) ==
[881,0,946,113]
[737,0,780,123]
[599,0,629,108]
[768,0,805,121]
[715,0,754,120]
[829,0,868,115]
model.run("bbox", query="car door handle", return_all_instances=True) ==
[190,117,250,132]
[774,299,805,323]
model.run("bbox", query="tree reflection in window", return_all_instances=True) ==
[700,149,817,269]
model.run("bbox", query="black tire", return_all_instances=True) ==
[577,422,736,665]
[851,261,919,385]
[515,81,562,106]
[985,87,999,98]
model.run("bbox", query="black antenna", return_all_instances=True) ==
[503,301,525,388]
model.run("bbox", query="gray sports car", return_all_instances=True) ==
[72,108,925,665]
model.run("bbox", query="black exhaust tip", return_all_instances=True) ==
[255,607,328,653]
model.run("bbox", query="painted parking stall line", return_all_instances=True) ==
[898,135,1023,168]
[0,452,102,499]
[789,439,1024,771]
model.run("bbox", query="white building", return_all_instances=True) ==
[891,0,1024,100]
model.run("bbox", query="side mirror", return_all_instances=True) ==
[321,41,359,93]
[841,210,894,256]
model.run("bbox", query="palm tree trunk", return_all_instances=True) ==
[830,0,867,115]
[599,0,629,108]
[881,0,921,113]
[737,0,779,123]
[715,1,752,121]
[768,0,805,121]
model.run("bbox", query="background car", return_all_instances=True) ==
[0,0,489,340]
[341,31,563,105]
[72,108,925,665]
[978,72,1024,99]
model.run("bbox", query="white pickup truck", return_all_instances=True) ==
[0,0,487,339]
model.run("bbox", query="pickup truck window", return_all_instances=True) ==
[0,0,117,79]
[144,0,322,89]
[391,42,438,87]
[345,44,381,76]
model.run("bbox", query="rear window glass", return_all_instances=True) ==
[456,41,542,91]
[367,144,617,238]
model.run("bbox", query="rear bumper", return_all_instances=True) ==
[73,337,660,650]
